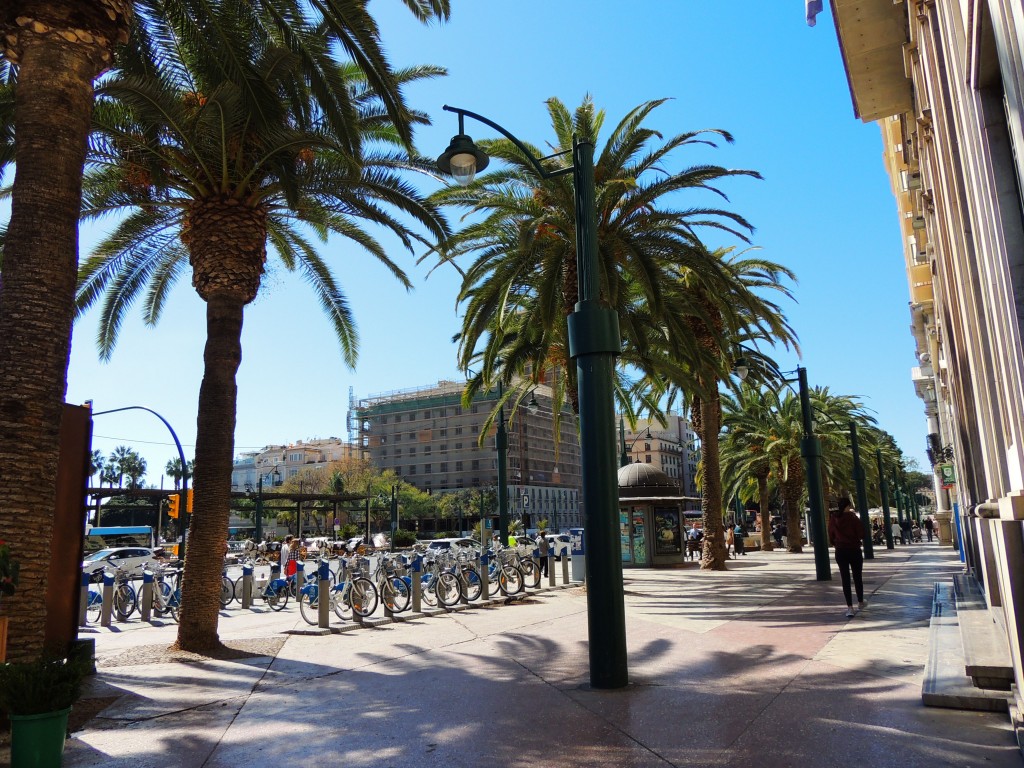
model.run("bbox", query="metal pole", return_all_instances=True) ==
[849,422,873,559]
[796,367,831,580]
[390,486,398,552]
[496,381,509,546]
[619,416,629,467]
[876,449,894,549]
[365,496,371,547]
[567,136,627,688]
[894,474,905,524]
[255,474,264,543]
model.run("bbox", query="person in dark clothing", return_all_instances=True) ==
[900,517,913,545]
[924,516,934,542]
[829,498,866,618]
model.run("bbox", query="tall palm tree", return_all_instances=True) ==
[721,385,778,551]
[0,0,449,662]
[76,9,447,652]
[430,96,760,413]
[89,449,106,486]
[165,457,192,490]
[108,445,135,488]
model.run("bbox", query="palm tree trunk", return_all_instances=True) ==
[757,472,773,551]
[0,18,111,661]
[173,296,243,652]
[699,386,728,570]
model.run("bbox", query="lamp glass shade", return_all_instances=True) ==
[734,364,749,381]
[450,152,477,186]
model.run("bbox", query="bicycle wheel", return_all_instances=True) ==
[333,585,353,620]
[498,565,523,596]
[486,565,502,597]
[421,575,439,607]
[462,566,483,602]
[386,577,411,613]
[154,581,173,617]
[114,584,137,620]
[86,590,103,624]
[348,578,378,618]
[266,586,288,612]
[168,587,180,622]
[298,588,319,625]
[220,576,235,608]
[436,572,462,607]
[520,559,541,589]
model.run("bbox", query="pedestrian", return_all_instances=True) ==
[900,517,912,545]
[735,522,747,556]
[891,520,901,545]
[537,530,550,576]
[828,498,866,618]
[280,534,297,577]
[924,516,935,542]
[772,522,784,548]
[726,525,735,559]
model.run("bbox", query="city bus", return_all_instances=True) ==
[83,525,155,555]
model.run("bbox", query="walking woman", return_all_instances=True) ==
[829,498,866,618]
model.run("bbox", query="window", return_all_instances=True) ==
[394,433,401,442]
[455,426,463,435]
[424,446,431,455]
[408,465,416,475]
[472,459,480,470]
[424,410,431,419]
[455,442,463,450]
[440,443,447,452]
[409,447,416,457]
[381,416,388,425]
[408,412,416,421]
[456,461,463,471]
[439,428,447,437]
[439,408,447,417]
[472,478,480,486]
[645,455,651,463]
[472,425,479,434]
[472,405,479,414]
[440,462,448,472]
[424,464,432,474]
[381,449,387,459]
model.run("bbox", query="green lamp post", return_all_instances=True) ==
[438,105,626,689]
[848,421,874,559]
[876,449,894,549]
[619,417,629,468]
[894,474,905,524]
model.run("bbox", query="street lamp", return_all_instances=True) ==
[618,419,652,468]
[467,368,509,549]
[875,449,895,549]
[847,421,874,559]
[439,105,626,689]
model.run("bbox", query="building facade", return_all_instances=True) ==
[356,380,583,530]
[830,0,1024,743]
[621,415,700,499]
[231,437,358,492]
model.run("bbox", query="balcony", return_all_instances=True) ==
[910,263,933,304]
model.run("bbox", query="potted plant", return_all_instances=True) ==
[0,655,85,767]
[0,539,20,661]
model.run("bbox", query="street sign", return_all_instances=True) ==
[522,493,530,507]
[940,463,956,488]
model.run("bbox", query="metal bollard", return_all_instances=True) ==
[318,560,331,629]
[411,556,422,613]
[532,549,541,590]
[480,553,489,598]
[79,571,90,627]
[101,570,114,627]
[140,569,154,622]
[561,553,570,584]
[241,563,254,609]
[548,554,556,587]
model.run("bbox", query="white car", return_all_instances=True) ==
[543,534,572,559]
[82,547,156,582]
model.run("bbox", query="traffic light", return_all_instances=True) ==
[186,488,194,514]
[167,493,180,519]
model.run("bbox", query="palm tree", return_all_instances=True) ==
[107,445,135,488]
[123,454,147,489]
[76,9,447,652]
[165,458,193,490]
[721,385,778,551]
[430,96,760,415]
[89,450,106,486]
[0,0,449,662]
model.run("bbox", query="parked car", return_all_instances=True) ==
[82,547,156,582]
[423,538,479,553]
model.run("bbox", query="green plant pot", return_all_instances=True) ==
[10,707,70,768]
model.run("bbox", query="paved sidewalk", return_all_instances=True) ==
[59,543,1023,767]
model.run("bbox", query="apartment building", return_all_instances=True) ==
[829,0,1024,745]
[355,380,583,530]
[621,414,699,499]
[231,438,358,492]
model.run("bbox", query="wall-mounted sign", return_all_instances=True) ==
[940,463,956,488]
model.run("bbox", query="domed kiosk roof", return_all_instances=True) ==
[618,462,694,502]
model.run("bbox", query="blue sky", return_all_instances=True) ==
[69,1,927,485]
